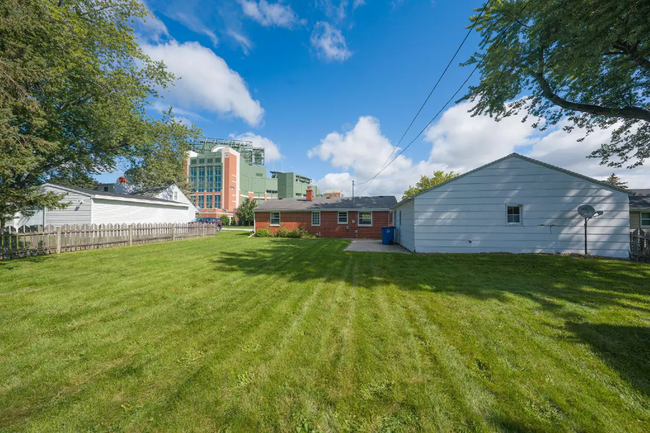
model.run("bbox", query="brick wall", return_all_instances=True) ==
[254,210,392,239]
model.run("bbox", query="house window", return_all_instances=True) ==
[312,212,321,226]
[270,212,281,226]
[207,195,213,209]
[641,212,650,227]
[507,205,523,225]
[198,196,205,209]
[359,211,372,227]
[399,211,402,226]
[103,186,109,192]
[338,211,348,224]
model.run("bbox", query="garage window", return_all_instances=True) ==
[338,211,348,224]
[270,212,280,226]
[312,211,321,226]
[507,205,523,225]
[359,211,372,227]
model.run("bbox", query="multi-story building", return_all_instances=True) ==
[185,138,319,218]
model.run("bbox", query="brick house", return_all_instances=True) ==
[254,189,397,239]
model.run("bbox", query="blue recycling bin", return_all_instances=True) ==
[381,226,396,245]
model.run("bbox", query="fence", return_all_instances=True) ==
[630,229,650,262]
[1,223,219,260]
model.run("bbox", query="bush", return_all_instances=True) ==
[276,227,292,238]
[287,229,302,238]
[254,228,271,237]
[219,215,230,226]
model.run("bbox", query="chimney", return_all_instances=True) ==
[306,188,314,201]
[118,176,127,184]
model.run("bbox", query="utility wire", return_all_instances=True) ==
[358,1,531,196]
[356,0,491,186]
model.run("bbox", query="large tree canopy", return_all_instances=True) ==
[0,0,199,223]
[462,0,650,168]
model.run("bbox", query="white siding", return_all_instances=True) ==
[92,199,190,224]
[154,185,198,221]
[394,200,415,252]
[43,188,92,226]
[412,157,630,258]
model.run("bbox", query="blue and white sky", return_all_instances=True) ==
[96,0,648,196]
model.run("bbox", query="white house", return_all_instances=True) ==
[10,183,196,228]
[393,153,631,258]
[96,182,197,222]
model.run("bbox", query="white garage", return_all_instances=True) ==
[393,154,631,258]
[12,184,195,227]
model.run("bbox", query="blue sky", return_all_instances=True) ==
[96,0,648,195]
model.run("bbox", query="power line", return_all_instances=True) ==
[358,1,531,195]
[356,0,491,186]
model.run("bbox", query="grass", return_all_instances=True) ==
[1,232,649,432]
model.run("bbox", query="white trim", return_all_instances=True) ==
[358,211,373,227]
[270,212,281,226]
[337,211,348,224]
[506,204,523,226]
[311,211,321,226]
[43,183,189,208]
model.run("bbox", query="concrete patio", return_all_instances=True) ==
[344,239,411,254]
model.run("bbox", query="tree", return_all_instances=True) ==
[0,0,200,223]
[462,0,650,168]
[603,173,628,189]
[403,171,458,198]
[235,198,257,226]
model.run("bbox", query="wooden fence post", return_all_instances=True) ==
[172,225,176,241]
[55,227,61,254]
[129,225,133,246]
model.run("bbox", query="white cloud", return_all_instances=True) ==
[141,40,264,126]
[238,0,303,28]
[311,102,650,200]
[317,0,349,22]
[309,116,426,197]
[231,132,283,162]
[353,0,366,9]
[310,22,352,62]
[228,30,253,55]
[168,11,219,46]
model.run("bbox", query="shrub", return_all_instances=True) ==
[287,229,302,238]
[254,228,271,237]
[276,227,291,238]
[219,215,230,226]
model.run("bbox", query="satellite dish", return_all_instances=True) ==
[578,205,596,218]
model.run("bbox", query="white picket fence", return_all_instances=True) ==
[0,223,219,260]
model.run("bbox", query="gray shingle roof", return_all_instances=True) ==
[630,189,650,196]
[254,196,397,212]
[630,195,650,210]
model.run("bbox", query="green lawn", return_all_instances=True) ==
[1,232,649,432]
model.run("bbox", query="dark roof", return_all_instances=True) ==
[630,189,650,196]
[45,184,183,205]
[393,153,632,209]
[254,196,397,212]
[630,195,650,210]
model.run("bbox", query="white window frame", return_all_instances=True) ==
[311,211,321,226]
[337,211,348,224]
[506,205,523,226]
[270,212,281,226]
[641,212,650,228]
[358,211,373,227]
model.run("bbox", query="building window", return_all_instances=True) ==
[641,212,650,227]
[215,166,222,192]
[207,195,213,209]
[103,186,109,192]
[190,194,196,205]
[198,196,205,209]
[359,211,372,227]
[338,211,348,224]
[216,195,221,209]
[198,168,205,192]
[507,205,523,225]
[270,212,280,226]
[312,212,320,226]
